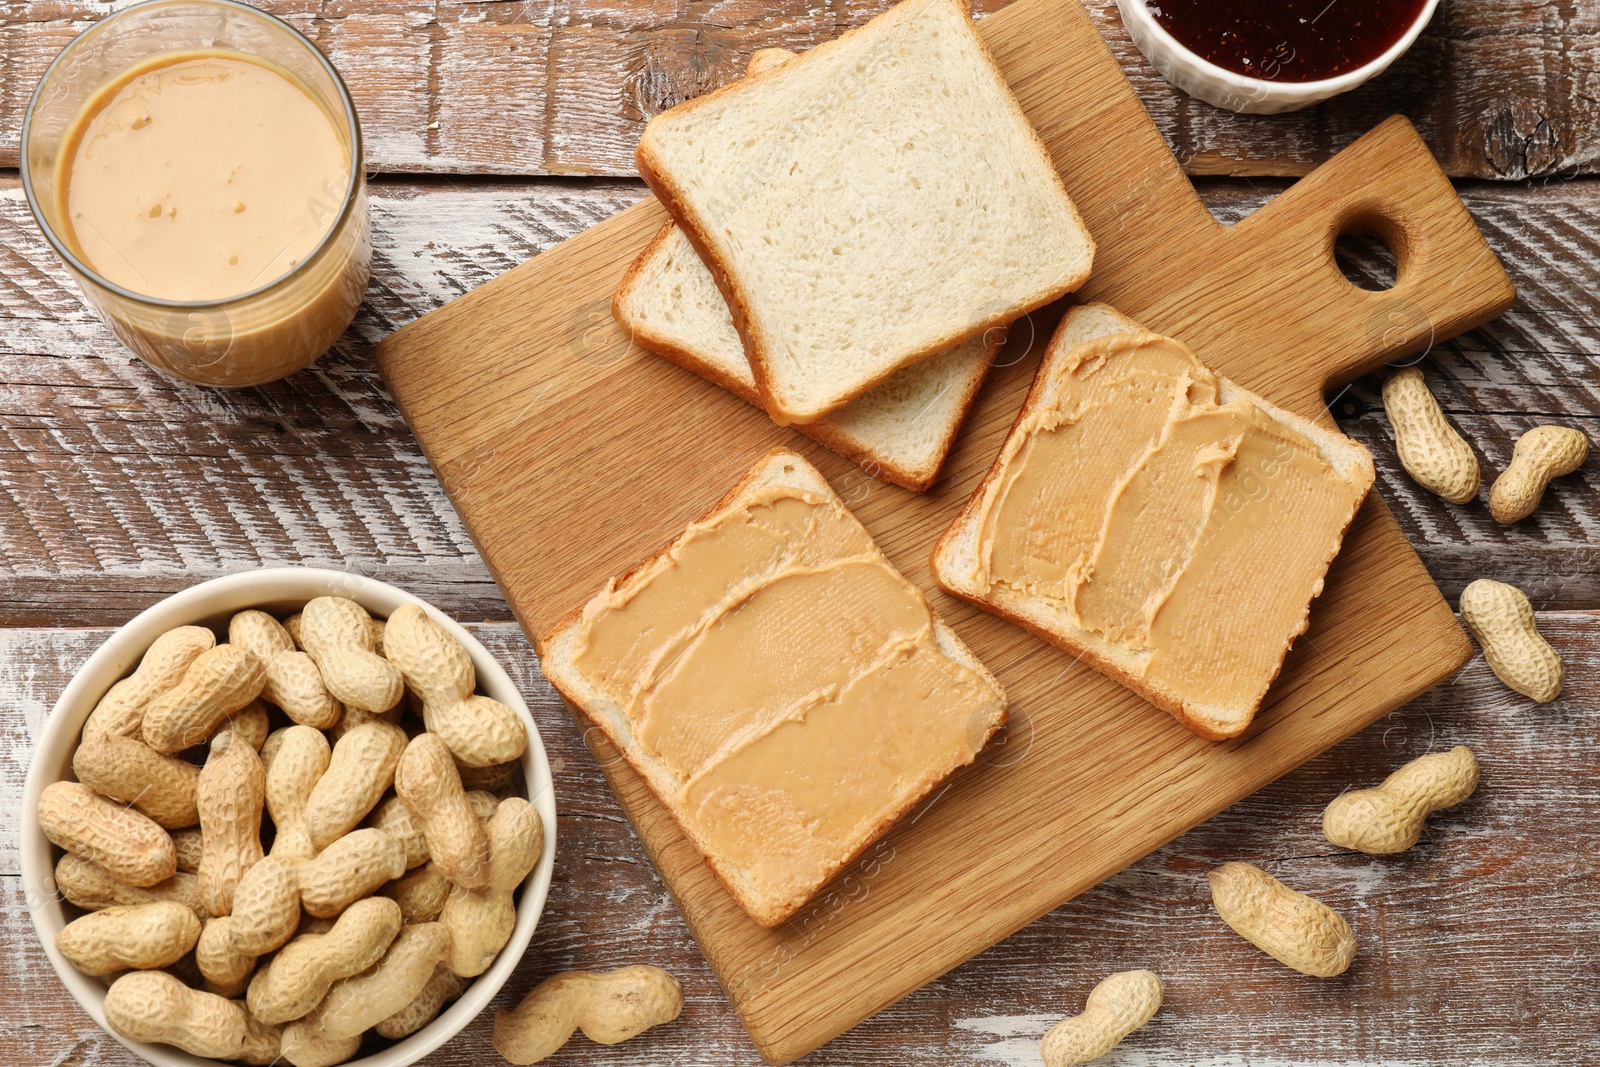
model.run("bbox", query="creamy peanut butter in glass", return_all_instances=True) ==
[22,0,369,388]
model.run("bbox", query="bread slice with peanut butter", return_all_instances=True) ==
[539,448,1007,927]
[931,303,1375,740]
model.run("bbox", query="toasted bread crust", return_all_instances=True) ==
[633,0,1093,424]
[541,447,1006,923]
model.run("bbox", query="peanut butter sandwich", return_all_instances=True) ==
[932,303,1374,740]
[540,449,1008,926]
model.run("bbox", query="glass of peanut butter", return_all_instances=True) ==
[21,0,369,388]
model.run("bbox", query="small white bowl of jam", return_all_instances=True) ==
[1116,0,1440,114]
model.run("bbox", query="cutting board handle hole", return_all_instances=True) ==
[1332,214,1403,293]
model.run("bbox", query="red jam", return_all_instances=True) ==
[1146,0,1430,82]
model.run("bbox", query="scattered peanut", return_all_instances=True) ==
[1039,970,1163,1067]
[82,626,215,742]
[1460,578,1563,702]
[141,644,266,754]
[231,610,342,729]
[303,720,408,849]
[104,970,248,1060]
[264,724,331,866]
[384,604,527,767]
[1209,862,1356,977]
[1383,366,1480,504]
[247,895,403,1024]
[1489,425,1588,523]
[196,732,266,916]
[395,733,492,890]
[1324,746,1480,854]
[300,597,404,713]
[56,902,202,976]
[54,855,208,918]
[291,922,453,1040]
[375,964,467,1039]
[72,734,200,829]
[492,966,684,1064]
[440,797,544,977]
[38,781,177,887]
[299,828,409,918]
[383,861,450,924]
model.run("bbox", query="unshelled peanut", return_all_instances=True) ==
[299,828,409,918]
[172,827,204,873]
[383,861,450,923]
[141,643,266,754]
[72,734,200,829]
[247,895,403,1024]
[38,781,177,887]
[367,794,431,869]
[56,902,202,976]
[299,597,404,713]
[1383,366,1480,504]
[292,922,452,1040]
[1209,862,1356,977]
[196,734,266,915]
[303,720,407,849]
[264,724,331,865]
[278,1026,362,1067]
[493,966,683,1064]
[236,1007,284,1066]
[104,970,248,1060]
[230,610,342,729]
[1324,746,1480,854]
[227,855,301,955]
[376,964,467,1039]
[197,916,256,997]
[395,733,492,890]
[210,700,271,757]
[384,604,527,767]
[1460,578,1563,702]
[441,797,543,977]
[82,626,215,743]
[1489,425,1588,524]
[54,855,208,918]
[1040,970,1163,1067]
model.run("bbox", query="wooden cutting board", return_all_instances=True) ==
[377,0,1514,1059]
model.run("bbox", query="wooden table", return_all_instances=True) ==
[2,1,1596,1064]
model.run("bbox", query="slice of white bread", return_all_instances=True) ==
[931,303,1375,740]
[540,448,1008,926]
[635,0,1094,424]
[615,221,1000,491]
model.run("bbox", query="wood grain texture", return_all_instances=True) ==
[0,174,1595,624]
[1,617,1596,1065]
[375,0,1520,1054]
[2,0,1596,180]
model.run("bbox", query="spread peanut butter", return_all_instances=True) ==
[967,331,1366,713]
[573,482,1005,909]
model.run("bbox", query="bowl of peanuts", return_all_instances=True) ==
[20,566,558,1067]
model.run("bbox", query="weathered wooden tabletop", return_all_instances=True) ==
[2,1,1597,1064]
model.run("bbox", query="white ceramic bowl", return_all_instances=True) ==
[1115,0,1440,114]
[20,566,558,1067]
